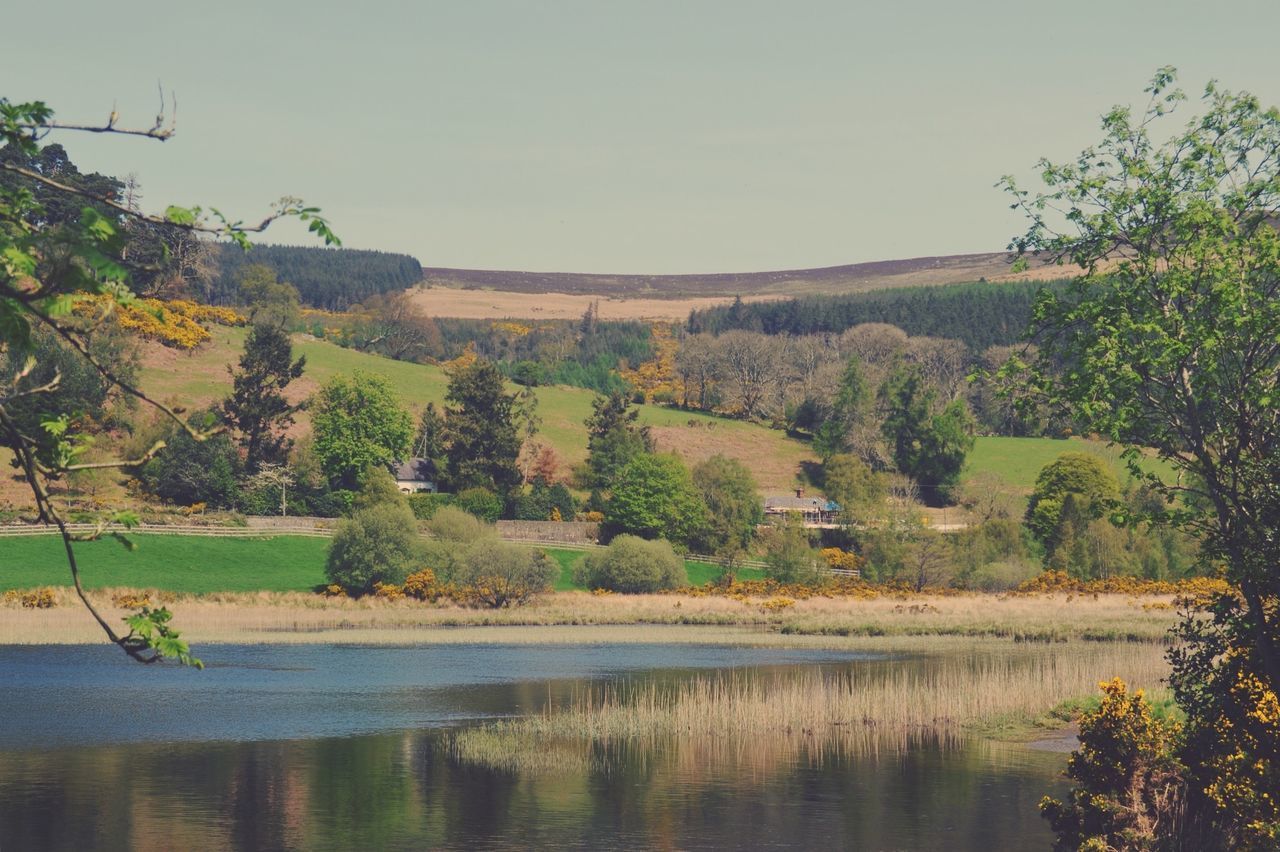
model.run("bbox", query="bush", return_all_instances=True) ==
[455,486,503,522]
[325,501,425,594]
[408,492,453,520]
[427,505,492,544]
[762,522,826,585]
[453,539,558,607]
[575,535,688,593]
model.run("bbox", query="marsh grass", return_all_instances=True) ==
[450,641,1171,774]
[0,587,1181,646]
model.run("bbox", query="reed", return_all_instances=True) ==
[0,587,1181,646]
[450,641,1171,773]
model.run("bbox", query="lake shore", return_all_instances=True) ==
[1,587,1181,646]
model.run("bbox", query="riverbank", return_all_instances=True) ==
[1,587,1181,646]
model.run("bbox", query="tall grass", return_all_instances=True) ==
[451,641,1170,772]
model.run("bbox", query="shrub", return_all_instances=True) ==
[325,502,425,594]
[575,535,688,593]
[762,522,825,585]
[402,568,439,601]
[408,492,453,520]
[453,539,558,607]
[454,486,503,522]
[427,505,492,544]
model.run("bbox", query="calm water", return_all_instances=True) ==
[0,643,1067,850]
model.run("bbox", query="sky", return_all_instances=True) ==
[7,1,1280,274]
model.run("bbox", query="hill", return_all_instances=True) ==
[421,251,1050,299]
[136,328,818,494]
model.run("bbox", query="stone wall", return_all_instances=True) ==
[496,520,600,544]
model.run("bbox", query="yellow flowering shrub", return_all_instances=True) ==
[402,569,439,602]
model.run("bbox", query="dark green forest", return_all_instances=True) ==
[213,244,422,309]
[687,280,1067,349]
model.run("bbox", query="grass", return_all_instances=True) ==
[965,435,1176,493]
[0,534,330,594]
[449,638,1172,772]
[0,535,761,595]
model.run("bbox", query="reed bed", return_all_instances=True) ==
[0,587,1181,646]
[448,641,1171,773]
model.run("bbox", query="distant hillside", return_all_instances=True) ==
[422,252,1034,299]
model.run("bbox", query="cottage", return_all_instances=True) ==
[391,458,438,494]
[762,489,841,527]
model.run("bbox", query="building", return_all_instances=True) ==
[391,458,438,494]
[762,489,841,527]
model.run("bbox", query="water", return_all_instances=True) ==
[0,644,1067,850]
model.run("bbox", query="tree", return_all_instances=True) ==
[452,539,559,608]
[691,454,762,558]
[352,290,442,362]
[247,463,294,517]
[575,535,688,593]
[1024,453,1122,555]
[604,453,708,547]
[220,323,305,474]
[879,364,975,505]
[237,263,301,330]
[822,453,884,524]
[325,471,425,594]
[312,372,413,488]
[442,359,522,495]
[812,356,869,458]
[137,413,242,509]
[412,402,446,465]
[762,519,824,585]
[1005,69,1280,845]
[713,330,784,418]
[584,389,652,490]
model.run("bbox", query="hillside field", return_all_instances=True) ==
[0,326,1164,510]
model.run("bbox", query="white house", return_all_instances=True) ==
[391,458,438,494]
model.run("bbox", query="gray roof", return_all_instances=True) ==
[763,495,840,512]
[391,458,437,481]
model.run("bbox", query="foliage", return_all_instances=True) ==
[325,486,424,594]
[812,356,870,458]
[690,454,762,557]
[236,263,301,329]
[1025,453,1122,553]
[219,322,305,473]
[880,363,975,505]
[212,243,421,310]
[443,359,522,495]
[451,539,559,607]
[426,505,493,546]
[762,520,825,585]
[311,371,413,488]
[1006,69,1280,846]
[688,279,1062,349]
[583,389,653,490]
[1040,679,1188,851]
[821,453,884,524]
[137,412,242,508]
[407,492,454,520]
[604,453,708,547]
[454,486,504,522]
[575,534,688,593]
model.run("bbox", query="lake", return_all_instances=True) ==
[0,643,1067,850]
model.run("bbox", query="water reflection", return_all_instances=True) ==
[0,644,1067,850]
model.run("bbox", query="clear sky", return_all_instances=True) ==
[7,1,1280,273]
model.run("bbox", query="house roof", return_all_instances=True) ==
[763,495,840,512]
[391,458,437,481]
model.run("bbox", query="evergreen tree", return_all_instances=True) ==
[813,356,869,458]
[584,390,653,489]
[443,359,522,495]
[413,402,446,463]
[880,364,975,506]
[220,324,305,474]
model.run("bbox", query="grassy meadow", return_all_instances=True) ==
[0,533,761,595]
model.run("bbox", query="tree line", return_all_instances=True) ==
[687,280,1067,350]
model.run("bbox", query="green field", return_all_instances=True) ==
[1,535,761,594]
[964,436,1174,492]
